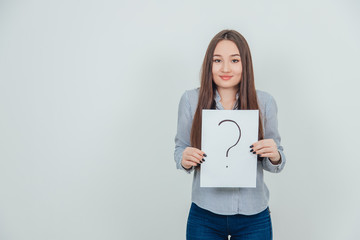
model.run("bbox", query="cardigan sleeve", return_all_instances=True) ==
[261,94,286,173]
[174,91,195,174]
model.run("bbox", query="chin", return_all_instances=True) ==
[216,82,239,89]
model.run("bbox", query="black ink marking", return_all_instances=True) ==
[218,119,241,157]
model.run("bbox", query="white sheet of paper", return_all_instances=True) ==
[201,110,259,188]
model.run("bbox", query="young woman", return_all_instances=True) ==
[174,29,286,240]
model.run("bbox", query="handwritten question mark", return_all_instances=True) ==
[218,120,242,159]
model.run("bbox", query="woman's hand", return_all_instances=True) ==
[250,139,281,165]
[181,147,206,170]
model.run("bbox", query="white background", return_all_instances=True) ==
[0,0,359,239]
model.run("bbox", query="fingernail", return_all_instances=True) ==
[203,153,207,157]
[202,158,206,162]
[250,145,253,148]
[250,149,254,152]
[253,151,256,154]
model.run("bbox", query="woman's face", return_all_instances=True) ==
[212,40,242,91]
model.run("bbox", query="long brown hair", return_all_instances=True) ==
[190,29,264,149]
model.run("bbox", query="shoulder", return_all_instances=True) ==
[256,89,277,105]
[179,88,199,104]
[178,88,199,113]
[184,87,199,99]
[256,89,278,115]
[256,89,274,103]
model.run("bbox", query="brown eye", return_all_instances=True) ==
[232,59,240,63]
[213,59,221,63]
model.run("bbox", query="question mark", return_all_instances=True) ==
[218,119,241,168]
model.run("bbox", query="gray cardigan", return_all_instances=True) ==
[174,88,286,215]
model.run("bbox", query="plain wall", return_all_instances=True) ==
[0,0,359,239]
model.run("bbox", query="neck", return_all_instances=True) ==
[217,88,237,102]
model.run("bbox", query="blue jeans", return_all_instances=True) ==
[186,202,272,240]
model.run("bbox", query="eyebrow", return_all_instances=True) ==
[213,54,240,57]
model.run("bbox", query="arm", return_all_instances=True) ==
[253,94,286,173]
[174,91,195,174]
[263,94,286,173]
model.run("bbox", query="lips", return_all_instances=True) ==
[220,75,232,80]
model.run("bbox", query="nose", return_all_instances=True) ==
[221,61,230,72]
